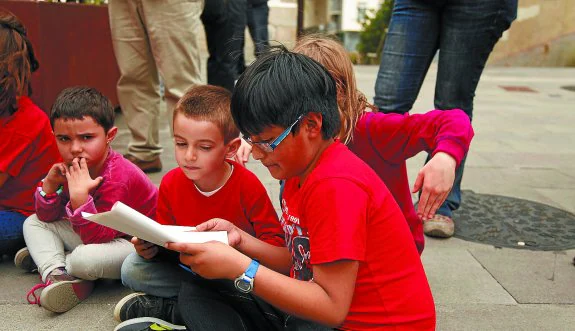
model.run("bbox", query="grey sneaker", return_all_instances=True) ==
[423,214,455,238]
[114,317,186,331]
[14,247,37,272]
[114,292,179,323]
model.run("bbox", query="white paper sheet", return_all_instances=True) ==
[81,201,228,246]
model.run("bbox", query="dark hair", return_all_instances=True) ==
[175,84,239,143]
[230,45,340,140]
[50,87,115,132]
[0,9,40,116]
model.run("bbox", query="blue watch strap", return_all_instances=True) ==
[244,259,260,279]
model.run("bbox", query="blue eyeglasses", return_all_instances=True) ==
[243,114,304,153]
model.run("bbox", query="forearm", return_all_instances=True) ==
[251,266,346,327]
[238,231,291,275]
[34,190,65,222]
[66,196,119,244]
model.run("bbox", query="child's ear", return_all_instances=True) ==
[302,113,323,139]
[225,137,241,158]
[106,126,118,145]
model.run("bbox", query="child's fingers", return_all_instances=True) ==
[80,157,88,169]
[166,242,202,254]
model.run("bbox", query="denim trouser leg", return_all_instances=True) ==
[0,210,26,255]
[374,0,440,114]
[121,252,189,298]
[247,2,270,56]
[375,0,517,216]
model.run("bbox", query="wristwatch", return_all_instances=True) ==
[234,259,259,293]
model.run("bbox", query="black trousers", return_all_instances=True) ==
[201,0,247,91]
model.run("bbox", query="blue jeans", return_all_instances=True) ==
[178,277,332,331]
[0,210,27,255]
[121,252,190,298]
[374,0,517,217]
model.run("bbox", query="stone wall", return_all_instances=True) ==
[489,0,575,67]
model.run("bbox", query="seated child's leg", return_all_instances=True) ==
[0,211,27,255]
[121,252,188,298]
[177,278,283,331]
[66,238,135,281]
[23,215,82,282]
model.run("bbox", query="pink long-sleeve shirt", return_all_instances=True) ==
[348,109,474,253]
[34,149,158,244]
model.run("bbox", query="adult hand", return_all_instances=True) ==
[67,157,103,209]
[196,218,243,248]
[43,163,68,194]
[412,152,456,220]
[166,241,250,280]
[233,138,252,166]
[132,236,158,259]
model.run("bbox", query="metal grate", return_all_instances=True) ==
[453,190,575,251]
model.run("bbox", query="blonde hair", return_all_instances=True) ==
[293,34,374,144]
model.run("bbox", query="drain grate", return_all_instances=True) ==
[453,190,575,251]
[499,85,538,93]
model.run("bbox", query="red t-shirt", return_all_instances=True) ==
[157,160,284,247]
[281,142,435,330]
[348,109,473,253]
[0,97,60,216]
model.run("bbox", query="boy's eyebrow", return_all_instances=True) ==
[173,134,216,144]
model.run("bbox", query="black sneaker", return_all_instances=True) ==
[113,317,186,331]
[114,293,179,322]
[14,247,38,272]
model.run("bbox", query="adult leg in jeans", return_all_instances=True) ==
[0,211,27,256]
[430,0,517,219]
[373,0,440,114]
[121,252,189,298]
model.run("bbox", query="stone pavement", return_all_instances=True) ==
[1,65,574,330]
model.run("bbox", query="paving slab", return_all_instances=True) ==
[470,249,575,304]
[436,304,575,331]
[421,238,517,305]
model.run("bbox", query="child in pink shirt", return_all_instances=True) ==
[20,87,158,314]
[292,35,474,253]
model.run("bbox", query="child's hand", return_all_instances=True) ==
[43,163,68,194]
[132,236,159,259]
[166,241,251,280]
[233,138,252,166]
[67,157,103,209]
[412,152,456,220]
[196,218,243,248]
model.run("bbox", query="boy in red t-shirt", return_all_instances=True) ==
[0,10,60,257]
[161,47,435,330]
[113,85,284,327]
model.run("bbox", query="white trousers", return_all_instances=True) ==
[23,215,135,283]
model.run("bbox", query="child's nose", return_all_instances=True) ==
[185,148,197,161]
[70,140,83,154]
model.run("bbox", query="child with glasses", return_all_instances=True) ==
[113,85,285,331]
[164,47,436,330]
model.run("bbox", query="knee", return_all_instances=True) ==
[22,214,42,237]
[121,253,151,289]
[67,251,100,280]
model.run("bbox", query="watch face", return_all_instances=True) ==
[234,278,253,293]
